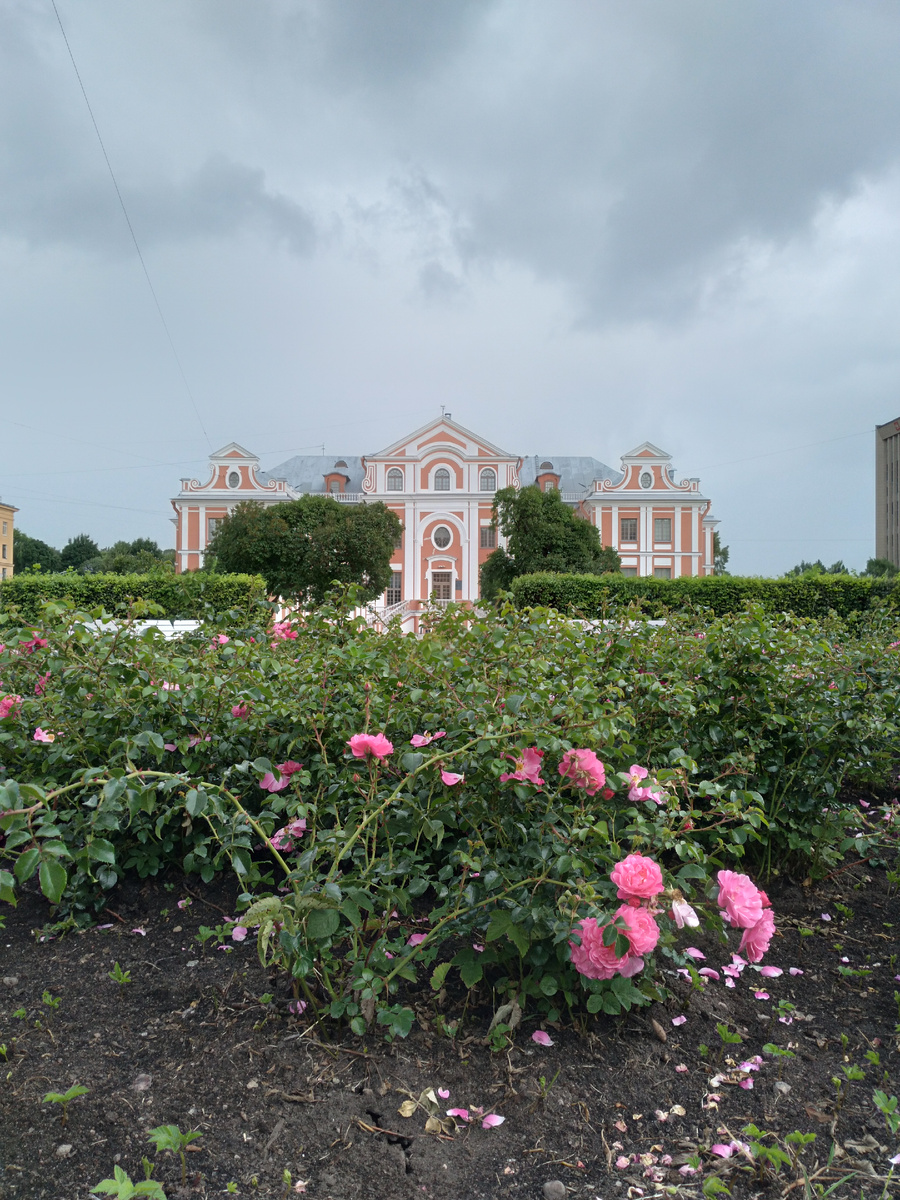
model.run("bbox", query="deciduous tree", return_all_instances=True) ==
[480,485,619,599]
[208,497,402,603]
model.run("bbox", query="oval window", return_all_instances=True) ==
[639,471,653,489]
[227,471,241,489]
[432,526,452,549]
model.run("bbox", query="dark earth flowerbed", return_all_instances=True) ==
[0,862,897,1200]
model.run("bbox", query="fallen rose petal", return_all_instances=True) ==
[684,947,705,960]
[616,1156,630,1169]
[231,926,248,942]
[739,1078,754,1090]
[675,1064,688,1073]
[671,1015,687,1026]
[788,967,804,976]
[531,1030,554,1047]
[447,1108,470,1121]
[407,933,428,947]
[820,913,832,921]
[481,1114,505,1128]
[759,965,783,977]
[698,968,720,980]
[131,927,147,936]
[437,1088,450,1099]
[711,1144,733,1158]
[754,990,769,1000]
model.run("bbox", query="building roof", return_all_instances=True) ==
[260,455,366,493]
[518,455,622,493]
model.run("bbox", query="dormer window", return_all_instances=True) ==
[334,460,347,468]
[387,468,404,492]
[433,468,451,491]
[639,471,653,489]
[329,480,340,494]
[540,461,553,470]
[479,468,497,492]
[227,470,241,489]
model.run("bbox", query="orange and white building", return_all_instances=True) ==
[171,417,717,605]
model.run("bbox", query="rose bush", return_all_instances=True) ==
[0,590,897,1036]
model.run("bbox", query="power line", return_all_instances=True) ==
[50,0,213,451]
[696,428,870,473]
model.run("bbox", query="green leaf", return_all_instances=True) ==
[400,752,424,772]
[0,869,16,906]
[13,846,40,883]
[185,790,207,818]
[539,974,558,997]
[459,959,483,988]
[430,962,451,991]
[305,908,340,939]
[504,694,524,715]
[39,858,67,905]
[88,839,117,865]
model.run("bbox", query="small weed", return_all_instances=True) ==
[147,1124,202,1188]
[90,1166,167,1198]
[43,1083,89,1125]
[109,962,132,989]
[41,990,61,1010]
[872,1089,899,1136]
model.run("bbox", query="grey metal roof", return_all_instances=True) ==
[260,455,366,494]
[518,455,623,493]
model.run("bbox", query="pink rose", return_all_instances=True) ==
[738,907,775,963]
[558,748,606,795]
[614,903,660,957]
[347,732,394,760]
[33,727,55,743]
[716,870,764,929]
[610,853,664,902]
[0,694,22,720]
[569,917,644,980]
[231,704,251,719]
[259,760,303,792]
[499,747,545,786]
[270,819,307,852]
[410,731,446,747]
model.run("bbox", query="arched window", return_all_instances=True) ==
[540,461,554,470]
[433,468,451,491]
[386,468,403,492]
[479,468,497,492]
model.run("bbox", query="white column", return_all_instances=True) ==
[611,505,618,549]
[674,506,682,575]
[691,507,699,576]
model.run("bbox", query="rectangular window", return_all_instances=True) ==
[480,526,496,549]
[1,545,6,560]
[386,572,402,605]
[1,568,6,580]
[654,518,672,542]
[431,571,452,600]
[2,522,6,535]
[207,517,223,540]
[620,518,638,542]
[654,567,672,579]
[621,567,637,577]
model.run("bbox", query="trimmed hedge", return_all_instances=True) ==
[0,571,267,621]
[510,571,899,619]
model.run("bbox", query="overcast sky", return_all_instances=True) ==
[4,0,900,573]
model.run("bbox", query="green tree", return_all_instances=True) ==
[207,497,402,603]
[83,539,174,576]
[480,485,620,600]
[60,534,100,571]
[863,556,897,578]
[783,559,850,577]
[713,532,730,575]
[13,531,62,573]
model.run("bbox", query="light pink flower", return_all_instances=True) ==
[531,1030,554,1047]
[610,853,664,902]
[499,747,545,786]
[34,671,50,697]
[569,917,643,980]
[670,899,700,928]
[0,694,22,720]
[188,735,212,748]
[270,621,298,643]
[347,732,394,760]
[626,764,649,788]
[558,748,606,795]
[231,925,248,942]
[270,819,307,852]
[33,727,54,743]
[614,903,660,956]
[410,731,446,747]
[716,870,764,929]
[440,770,464,786]
[212,634,230,645]
[160,681,180,692]
[231,704,251,719]
[260,760,303,793]
[738,908,776,963]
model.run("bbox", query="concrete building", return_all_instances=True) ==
[0,501,17,579]
[875,417,900,567]
[171,417,717,605]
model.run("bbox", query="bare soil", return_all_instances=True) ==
[0,862,898,1200]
